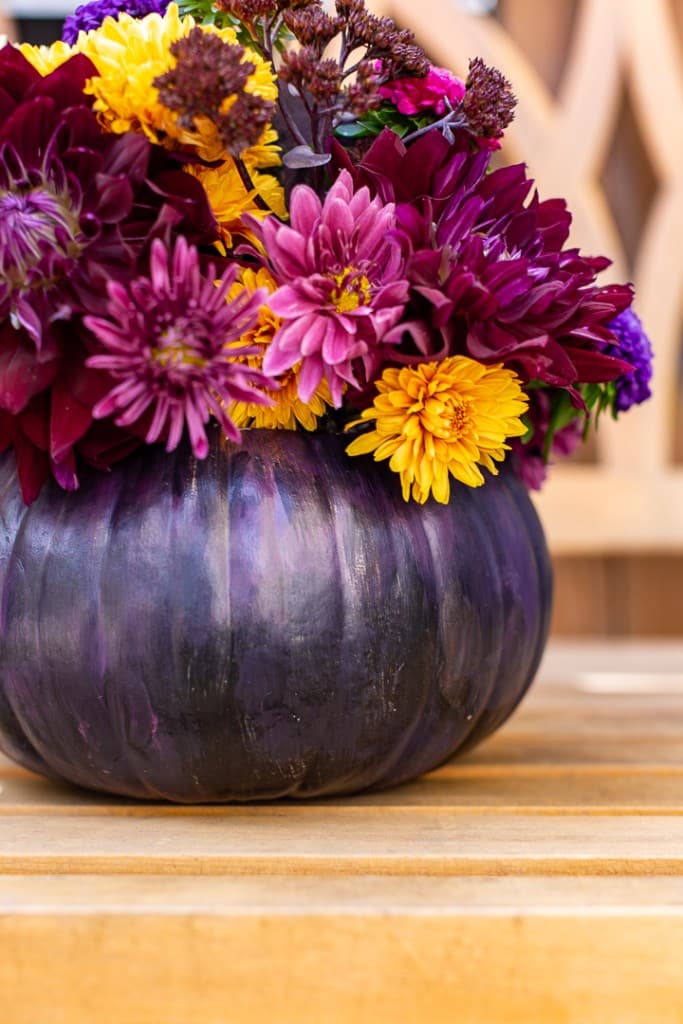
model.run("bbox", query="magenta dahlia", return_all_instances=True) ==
[251,170,409,406]
[85,237,273,458]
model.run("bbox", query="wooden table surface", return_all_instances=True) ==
[2,640,683,1024]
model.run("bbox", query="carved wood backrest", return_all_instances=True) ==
[0,9,15,40]
[369,0,683,553]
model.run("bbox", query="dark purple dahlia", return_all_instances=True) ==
[335,129,634,402]
[0,48,220,501]
[0,50,131,347]
[62,0,170,44]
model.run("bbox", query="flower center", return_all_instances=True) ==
[330,268,372,313]
[0,185,83,290]
[421,388,472,442]
[150,315,211,373]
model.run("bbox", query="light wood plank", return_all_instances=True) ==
[2,901,683,1024]
[2,768,683,815]
[0,812,682,875]
[5,873,683,913]
[464,731,683,766]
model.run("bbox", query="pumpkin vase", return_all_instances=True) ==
[0,427,551,802]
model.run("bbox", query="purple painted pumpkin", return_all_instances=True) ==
[0,428,551,802]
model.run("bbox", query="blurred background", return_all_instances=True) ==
[5,0,683,638]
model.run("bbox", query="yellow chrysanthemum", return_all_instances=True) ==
[19,39,75,75]
[228,268,331,431]
[346,356,529,504]
[243,127,282,172]
[190,160,286,250]
[73,4,279,164]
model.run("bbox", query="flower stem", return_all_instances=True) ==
[233,156,270,212]
[402,108,465,144]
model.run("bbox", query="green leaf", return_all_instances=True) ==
[542,390,580,461]
[334,122,373,140]
[519,414,534,445]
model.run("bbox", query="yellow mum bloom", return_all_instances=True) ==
[190,160,286,250]
[228,268,331,431]
[346,356,528,505]
[75,4,278,164]
[19,40,75,75]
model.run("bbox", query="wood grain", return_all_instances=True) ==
[1,812,683,876]
[3,767,683,815]
[3,903,683,1024]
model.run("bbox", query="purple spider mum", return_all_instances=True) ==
[62,0,170,44]
[603,307,653,412]
[85,237,274,458]
[251,169,409,406]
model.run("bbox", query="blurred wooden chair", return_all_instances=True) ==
[370,0,683,560]
[0,6,16,40]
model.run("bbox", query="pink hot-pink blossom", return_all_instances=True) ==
[254,170,409,406]
[378,66,466,117]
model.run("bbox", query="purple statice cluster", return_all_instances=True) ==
[604,307,654,412]
[62,0,169,42]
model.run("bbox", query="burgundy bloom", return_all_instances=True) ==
[0,51,133,348]
[0,321,138,502]
[85,237,273,458]
[0,47,221,500]
[336,130,634,403]
[251,170,409,405]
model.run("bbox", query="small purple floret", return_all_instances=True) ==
[604,307,654,412]
[62,0,170,43]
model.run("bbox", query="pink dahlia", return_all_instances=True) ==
[85,237,273,458]
[253,170,409,406]
[378,66,466,116]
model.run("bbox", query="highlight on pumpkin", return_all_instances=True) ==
[346,358,529,504]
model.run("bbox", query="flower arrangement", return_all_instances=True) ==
[0,0,653,505]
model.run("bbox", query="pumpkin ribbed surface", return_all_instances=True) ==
[0,429,551,802]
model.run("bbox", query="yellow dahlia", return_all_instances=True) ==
[190,161,286,249]
[243,127,283,172]
[19,40,75,75]
[76,4,279,163]
[228,268,331,431]
[346,356,528,504]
